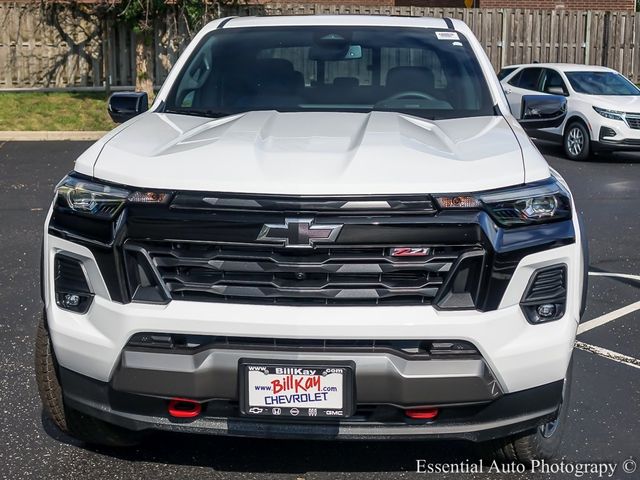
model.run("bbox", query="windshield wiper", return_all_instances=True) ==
[163,108,237,119]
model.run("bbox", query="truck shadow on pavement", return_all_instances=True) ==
[41,412,482,474]
[109,433,482,474]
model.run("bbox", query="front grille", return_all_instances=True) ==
[170,193,437,214]
[125,241,483,306]
[627,115,640,130]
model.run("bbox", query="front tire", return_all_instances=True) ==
[485,357,573,463]
[35,311,141,447]
[563,122,591,161]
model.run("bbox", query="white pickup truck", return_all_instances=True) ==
[36,14,587,462]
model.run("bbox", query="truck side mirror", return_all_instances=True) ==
[518,95,567,132]
[108,92,149,123]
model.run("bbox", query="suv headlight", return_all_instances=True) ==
[55,175,171,220]
[593,106,625,121]
[436,179,572,227]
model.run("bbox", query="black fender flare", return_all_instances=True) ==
[40,236,45,304]
[577,211,589,318]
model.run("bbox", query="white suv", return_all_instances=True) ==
[500,63,640,160]
[36,15,587,462]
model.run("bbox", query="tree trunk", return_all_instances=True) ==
[135,30,154,101]
[103,17,111,97]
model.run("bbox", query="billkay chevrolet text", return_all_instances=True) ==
[36,15,587,462]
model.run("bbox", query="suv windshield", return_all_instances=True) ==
[164,26,496,120]
[565,71,640,96]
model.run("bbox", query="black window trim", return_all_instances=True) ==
[497,67,517,81]
[509,66,544,92]
[541,68,569,96]
[506,68,522,87]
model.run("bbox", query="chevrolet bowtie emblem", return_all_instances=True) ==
[257,218,343,248]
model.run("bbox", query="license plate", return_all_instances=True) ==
[239,360,354,418]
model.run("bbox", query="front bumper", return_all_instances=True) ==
[45,232,581,395]
[594,118,640,151]
[113,343,501,406]
[595,137,640,151]
[60,366,563,442]
[42,184,584,440]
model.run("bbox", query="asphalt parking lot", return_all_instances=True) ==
[0,140,638,480]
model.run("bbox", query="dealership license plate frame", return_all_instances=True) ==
[239,359,356,419]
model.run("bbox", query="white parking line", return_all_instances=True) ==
[573,271,640,369]
[576,271,640,335]
[575,341,640,370]
[577,300,640,335]
[588,271,640,282]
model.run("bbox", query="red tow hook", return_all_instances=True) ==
[405,408,439,420]
[168,398,202,418]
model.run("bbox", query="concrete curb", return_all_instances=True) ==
[0,131,107,141]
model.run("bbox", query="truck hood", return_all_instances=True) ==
[89,111,525,195]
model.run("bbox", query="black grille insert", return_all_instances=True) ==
[125,241,484,306]
[522,265,566,303]
[126,333,480,359]
[627,115,640,130]
[170,193,437,214]
[54,254,93,313]
[54,254,91,294]
[520,265,567,324]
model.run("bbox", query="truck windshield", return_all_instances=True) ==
[164,26,496,120]
[565,71,640,96]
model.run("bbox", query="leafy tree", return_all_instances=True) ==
[41,0,220,99]
[118,0,216,99]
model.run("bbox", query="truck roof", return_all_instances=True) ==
[205,14,460,32]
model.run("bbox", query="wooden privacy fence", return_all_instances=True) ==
[0,2,639,89]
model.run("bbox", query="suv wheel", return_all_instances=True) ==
[484,357,573,463]
[563,122,591,160]
[35,311,141,447]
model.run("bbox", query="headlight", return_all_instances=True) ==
[593,106,625,121]
[56,176,130,219]
[55,175,170,220]
[479,181,571,227]
[436,179,572,227]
